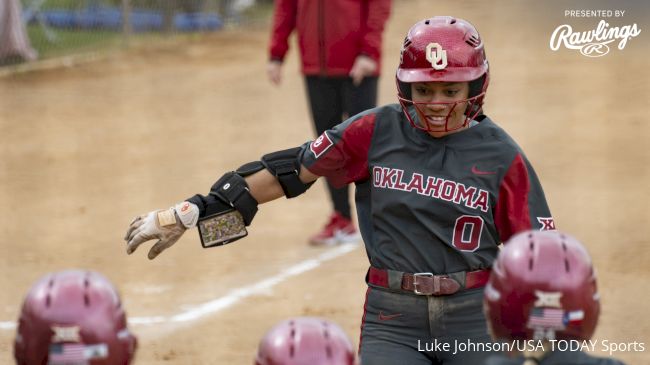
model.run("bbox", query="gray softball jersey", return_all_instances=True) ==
[301,104,553,274]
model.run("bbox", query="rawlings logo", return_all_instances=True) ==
[180,202,190,213]
[426,43,447,70]
[549,20,641,57]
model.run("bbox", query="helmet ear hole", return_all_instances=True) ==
[398,81,411,101]
[464,75,488,118]
[469,76,485,98]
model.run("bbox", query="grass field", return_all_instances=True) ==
[17,0,272,61]
[26,25,122,59]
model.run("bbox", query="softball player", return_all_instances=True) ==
[125,17,554,364]
[483,230,626,365]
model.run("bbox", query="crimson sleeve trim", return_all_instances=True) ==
[494,153,531,243]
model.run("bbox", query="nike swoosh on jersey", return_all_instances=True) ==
[378,311,403,321]
[471,165,497,175]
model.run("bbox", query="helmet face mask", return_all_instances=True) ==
[396,16,489,134]
[397,88,485,133]
[255,317,355,365]
[484,231,600,342]
[14,270,137,365]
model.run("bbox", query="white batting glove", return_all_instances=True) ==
[124,202,199,260]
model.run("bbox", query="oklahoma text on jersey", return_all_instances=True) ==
[373,166,490,213]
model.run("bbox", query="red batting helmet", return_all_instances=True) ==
[396,16,490,132]
[484,230,600,341]
[14,270,137,365]
[254,317,355,365]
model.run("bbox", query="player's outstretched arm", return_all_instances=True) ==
[124,146,318,260]
[246,165,318,203]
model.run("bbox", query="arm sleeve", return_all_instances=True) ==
[493,153,554,243]
[268,0,297,62]
[359,0,391,61]
[300,111,377,187]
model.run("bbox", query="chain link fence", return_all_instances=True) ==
[0,0,273,67]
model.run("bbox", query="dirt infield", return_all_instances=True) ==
[0,1,648,363]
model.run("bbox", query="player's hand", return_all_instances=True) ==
[124,202,199,260]
[267,60,283,86]
[349,55,377,86]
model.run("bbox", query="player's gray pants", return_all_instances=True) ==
[359,285,492,365]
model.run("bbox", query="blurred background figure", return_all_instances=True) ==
[14,270,137,365]
[218,0,238,24]
[0,0,37,64]
[255,317,356,365]
[219,0,257,25]
[267,0,391,246]
[483,230,626,365]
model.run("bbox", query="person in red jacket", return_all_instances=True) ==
[267,0,391,246]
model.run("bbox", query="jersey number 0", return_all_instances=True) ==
[452,215,484,252]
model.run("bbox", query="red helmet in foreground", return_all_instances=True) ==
[14,270,137,365]
[484,230,600,341]
[255,317,355,365]
[396,16,490,132]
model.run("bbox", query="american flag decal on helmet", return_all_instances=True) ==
[49,343,108,364]
[49,343,86,364]
[527,308,566,330]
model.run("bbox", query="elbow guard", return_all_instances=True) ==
[186,147,312,247]
[234,147,314,199]
[261,147,314,198]
[187,146,311,222]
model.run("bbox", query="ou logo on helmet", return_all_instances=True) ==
[426,43,447,70]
